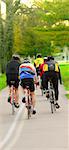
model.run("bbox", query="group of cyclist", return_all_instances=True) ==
[6,53,62,114]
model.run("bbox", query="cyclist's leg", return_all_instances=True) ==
[6,74,12,103]
[52,74,60,108]
[42,72,49,97]
[30,92,36,107]
[42,72,48,89]
[30,79,36,114]
[52,75,58,101]
[36,67,40,86]
[15,88,19,103]
[13,80,20,108]
[30,92,36,114]
[21,79,28,103]
[7,82,12,103]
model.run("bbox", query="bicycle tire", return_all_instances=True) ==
[28,107,31,119]
[50,91,54,114]
[27,95,31,119]
[11,85,15,115]
[12,94,15,115]
[41,89,43,96]
[52,90,56,112]
[51,102,53,113]
[12,101,15,115]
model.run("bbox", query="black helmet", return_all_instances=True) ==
[37,53,42,58]
[47,56,54,61]
[12,54,20,61]
[50,56,54,60]
[23,58,30,63]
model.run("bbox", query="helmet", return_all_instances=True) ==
[50,56,54,60]
[47,56,54,61]
[12,54,20,61]
[23,58,30,63]
[36,53,42,58]
[44,57,48,61]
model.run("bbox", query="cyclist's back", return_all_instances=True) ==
[19,58,37,114]
[34,54,44,76]
[42,56,62,109]
[6,60,19,74]
[19,61,36,80]
[6,55,20,108]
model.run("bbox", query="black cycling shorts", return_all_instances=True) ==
[6,74,19,88]
[20,78,35,92]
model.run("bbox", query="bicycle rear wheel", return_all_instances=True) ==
[51,102,53,113]
[12,101,15,115]
[50,91,54,114]
[12,94,15,115]
[11,85,15,115]
[27,96,31,119]
[28,106,31,119]
[41,89,43,96]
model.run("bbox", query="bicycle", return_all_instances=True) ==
[47,80,56,114]
[10,81,15,115]
[25,85,32,119]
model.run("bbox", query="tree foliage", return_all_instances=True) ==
[0,0,69,73]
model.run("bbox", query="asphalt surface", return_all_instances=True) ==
[0,84,69,150]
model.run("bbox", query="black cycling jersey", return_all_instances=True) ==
[6,59,20,75]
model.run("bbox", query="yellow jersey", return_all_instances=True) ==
[34,58,44,68]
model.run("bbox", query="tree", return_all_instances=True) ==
[1,0,69,62]
[5,0,21,61]
[0,0,5,73]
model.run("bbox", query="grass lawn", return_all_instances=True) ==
[66,94,69,99]
[60,62,69,99]
[0,74,6,90]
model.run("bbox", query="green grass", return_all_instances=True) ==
[59,63,69,99]
[0,74,6,90]
[65,94,69,99]
[60,63,69,90]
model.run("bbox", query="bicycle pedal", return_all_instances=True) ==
[26,105,31,109]
[29,106,31,109]
[50,101,54,104]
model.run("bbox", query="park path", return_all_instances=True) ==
[0,84,69,150]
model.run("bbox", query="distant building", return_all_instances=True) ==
[63,46,69,61]
[54,46,69,62]
[1,0,6,20]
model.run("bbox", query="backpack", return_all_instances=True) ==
[47,60,55,71]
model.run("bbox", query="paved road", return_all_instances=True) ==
[0,84,69,150]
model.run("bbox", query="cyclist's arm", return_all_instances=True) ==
[58,67,62,84]
[33,67,38,84]
[34,62,36,68]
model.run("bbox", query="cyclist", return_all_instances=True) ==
[34,53,44,86]
[39,57,48,89]
[6,54,21,108]
[19,58,37,114]
[34,53,44,76]
[42,56,62,108]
